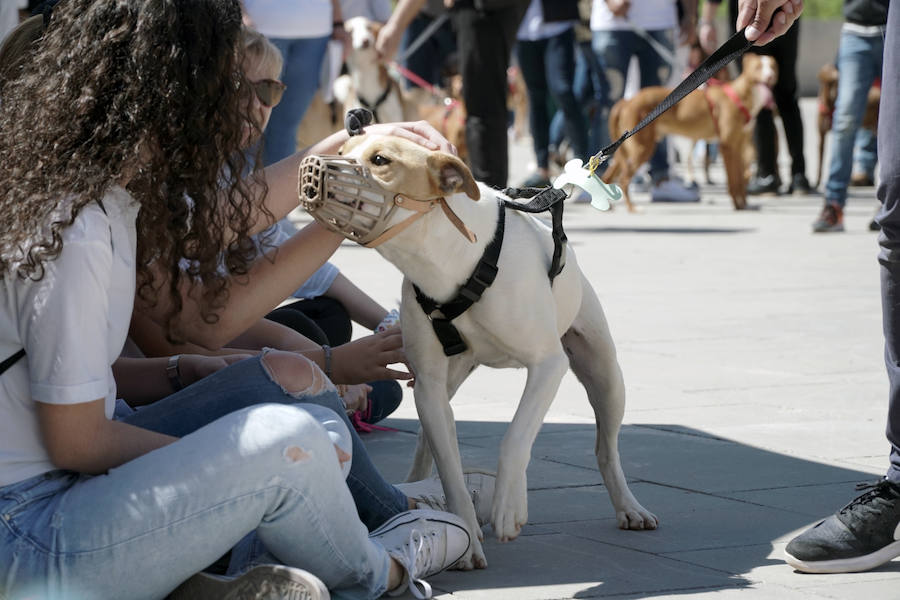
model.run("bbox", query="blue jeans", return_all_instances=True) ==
[550,40,609,160]
[263,36,330,167]
[0,399,392,599]
[118,355,407,531]
[854,126,878,180]
[592,28,674,182]
[825,29,884,207]
[516,28,588,169]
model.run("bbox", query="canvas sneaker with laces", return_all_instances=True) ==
[369,509,470,599]
[812,203,845,232]
[394,469,496,528]
[784,479,900,573]
[168,564,330,600]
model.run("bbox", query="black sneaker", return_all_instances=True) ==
[787,173,813,195]
[747,174,781,195]
[785,480,900,573]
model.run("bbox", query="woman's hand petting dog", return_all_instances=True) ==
[363,121,458,157]
[333,328,415,385]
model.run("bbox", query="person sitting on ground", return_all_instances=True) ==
[135,27,404,431]
[0,3,473,598]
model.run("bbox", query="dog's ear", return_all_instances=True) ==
[427,153,480,200]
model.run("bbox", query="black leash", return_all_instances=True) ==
[588,27,753,172]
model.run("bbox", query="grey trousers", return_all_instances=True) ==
[874,3,900,481]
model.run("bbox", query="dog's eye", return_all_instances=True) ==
[370,154,391,166]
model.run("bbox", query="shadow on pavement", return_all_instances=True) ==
[363,419,881,599]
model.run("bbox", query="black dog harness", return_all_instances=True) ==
[413,186,569,357]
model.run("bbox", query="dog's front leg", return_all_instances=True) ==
[493,351,569,542]
[415,378,487,569]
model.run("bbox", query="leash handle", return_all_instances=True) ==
[588,27,753,175]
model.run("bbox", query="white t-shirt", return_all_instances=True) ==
[242,0,334,39]
[257,219,339,300]
[590,0,677,31]
[0,187,140,487]
[340,0,392,23]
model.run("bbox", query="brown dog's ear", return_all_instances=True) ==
[427,153,480,200]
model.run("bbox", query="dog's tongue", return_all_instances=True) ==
[756,83,775,110]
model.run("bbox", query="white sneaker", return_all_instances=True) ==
[650,178,701,202]
[169,564,330,600]
[395,469,496,527]
[370,509,470,599]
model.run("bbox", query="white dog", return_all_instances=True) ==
[335,17,413,124]
[333,134,658,570]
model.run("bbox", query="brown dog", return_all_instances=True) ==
[417,74,468,165]
[815,64,881,188]
[603,53,777,211]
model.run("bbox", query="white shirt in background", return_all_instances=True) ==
[242,0,333,39]
[340,0,392,22]
[0,187,140,487]
[590,0,677,31]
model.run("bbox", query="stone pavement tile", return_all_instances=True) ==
[729,481,884,520]
[363,422,607,488]
[423,532,740,600]
[522,425,879,495]
[550,494,805,555]
[669,542,900,593]
[616,398,888,462]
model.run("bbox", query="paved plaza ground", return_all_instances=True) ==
[292,98,899,599]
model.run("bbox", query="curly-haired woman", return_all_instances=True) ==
[0,2,470,599]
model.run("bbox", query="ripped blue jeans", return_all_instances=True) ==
[0,355,406,599]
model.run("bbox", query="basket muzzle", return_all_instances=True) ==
[298,154,477,248]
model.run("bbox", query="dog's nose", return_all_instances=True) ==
[360,38,370,49]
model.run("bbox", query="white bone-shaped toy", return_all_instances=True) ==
[552,158,623,212]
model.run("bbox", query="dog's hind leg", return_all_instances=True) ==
[562,278,658,530]
[407,429,434,482]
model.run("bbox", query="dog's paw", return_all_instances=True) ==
[616,504,659,531]
[491,477,528,542]
[452,537,487,570]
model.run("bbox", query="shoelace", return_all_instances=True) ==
[395,528,438,600]
[840,480,900,518]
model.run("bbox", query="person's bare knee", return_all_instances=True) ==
[261,350,330,396]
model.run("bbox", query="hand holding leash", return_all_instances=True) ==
[739,0,803,46]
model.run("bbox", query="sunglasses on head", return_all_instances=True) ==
[251,78,286,107]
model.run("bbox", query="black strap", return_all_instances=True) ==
[357,84,393,124]
[501,186,568,281]
[414,203,506,356]
[0,349,25,376]
[590,28,753,169]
